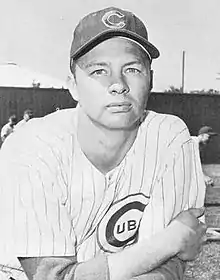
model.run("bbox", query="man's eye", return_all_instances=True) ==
[125,68,141,74]
[90,69,107,76]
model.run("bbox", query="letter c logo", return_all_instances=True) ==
[102,10,126,29]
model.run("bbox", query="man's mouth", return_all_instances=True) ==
[106,102,132,113]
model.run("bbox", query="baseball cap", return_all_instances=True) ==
[198,126,218,136]
[70,7,160,64]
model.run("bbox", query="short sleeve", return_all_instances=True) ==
[1,125,8,138]
[0,128,76,267]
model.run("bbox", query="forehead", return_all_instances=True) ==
[77,37,151,66]
[201,133,210,137]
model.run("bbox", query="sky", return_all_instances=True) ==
[1,0,220,92]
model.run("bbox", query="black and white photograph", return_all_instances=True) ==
[0,0,220,279]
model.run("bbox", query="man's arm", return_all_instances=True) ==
[130,258,185,280]
[19,209,206,280]
[0,126,7,142]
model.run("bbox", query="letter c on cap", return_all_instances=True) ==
[102,10,126,29]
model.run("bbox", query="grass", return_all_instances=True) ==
[184,242,220,280]
[184,189,220,280]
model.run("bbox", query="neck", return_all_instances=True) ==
[76,109,139,173]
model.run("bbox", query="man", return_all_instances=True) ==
[0,7,207,280]
[15,109,34,130]
[192,126,218,187]
[0,114,17,143]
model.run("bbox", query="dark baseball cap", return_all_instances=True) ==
[198,126,218,136]
[70,7,160,64]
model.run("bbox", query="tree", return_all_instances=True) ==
[164,86,182,94]
[164,86,220,94]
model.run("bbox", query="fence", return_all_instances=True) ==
[0,87,76,128]
[148,92,220,164]
[0,87,220,163]
[0,88,220,278]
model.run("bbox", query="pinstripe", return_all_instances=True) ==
[38,173,48,221]
[25,212,29,255]
[29,172,43,256]
[57,197,61,232]
[167,127,188,147]
[51,225,55,255]
[73,172,85,235]
[128,161,133,195]
[150,116,168,191]
[180,145,186,210]
[64,233,67,255]
[184,141,192,209]
[12,185,16,231]
[80,166,97,241]
[138,112,160,195]
[0,108,206,275]
[161,177,166,227]
[113,164,127,200]
[68,134,75,216]
[191,142,199,206]
[138,122,149,193]
[85,169,113,236]
[171,152,177,218]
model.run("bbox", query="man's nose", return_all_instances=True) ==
[108,75,129,96]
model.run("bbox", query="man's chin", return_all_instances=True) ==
[101,118,140,131]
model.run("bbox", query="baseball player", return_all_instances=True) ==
[191,126,218,187]
[0,7,207,280]
[14,109,34,130]
[0,115,17,143]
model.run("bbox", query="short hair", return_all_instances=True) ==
[9,114,17,122]
[24,109,33,116]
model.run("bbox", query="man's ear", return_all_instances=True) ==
[149,70,153,91]
[66,74,79,101]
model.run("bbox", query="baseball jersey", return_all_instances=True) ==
[0,107,206,279]
[0,123,14,140]
[14,119,27,130]
[191,136,203,178]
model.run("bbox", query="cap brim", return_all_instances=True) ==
[71,29,160,61]
[208,132,218,136]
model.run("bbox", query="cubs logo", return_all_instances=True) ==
[97,193,150,253]
[102,10,126,29]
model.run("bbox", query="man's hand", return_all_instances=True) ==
[204,175,214,187]
[170,208,207,261]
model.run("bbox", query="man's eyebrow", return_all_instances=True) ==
[84,62,109,68]
[123,60,143,67]
[84,60,144,69]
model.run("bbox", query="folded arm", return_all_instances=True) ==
[19,216,205,280]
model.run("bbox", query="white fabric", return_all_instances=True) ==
[14,119,27,130]
[0,109,206,279]
[0,123,13,139]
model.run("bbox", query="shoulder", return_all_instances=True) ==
[15,119,26,129]
[1,123,9,131]
[0,108,78,160]
[142,111,189,139]
[138,111,191,157]
[17,108,77,138]
[191,136,198,143]
[1,123,11,137]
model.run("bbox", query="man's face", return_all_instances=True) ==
[73,37,152,130]
[9,118,16,126]
[200,133,211,145]
[24,113,33,121]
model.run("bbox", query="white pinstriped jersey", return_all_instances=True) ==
[0,108,206,278]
